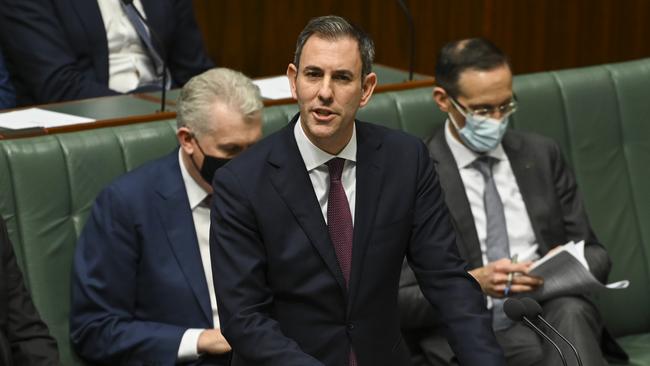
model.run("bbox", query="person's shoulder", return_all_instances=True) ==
[356,120,423,146]
[506,129,560,151]
[102,150,178,198]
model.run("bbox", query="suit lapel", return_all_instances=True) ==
[502,133,548,253]
[347,122,383,304]
[155,152,213,323]
[268,117,348,295]
[428,131,484,268]
[70,0,109,83]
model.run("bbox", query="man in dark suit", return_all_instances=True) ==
[0,0,213,105]
[0,47,15,109]
[399,38,613,366]
[70,68,262,365]
[209,16,505,366]
[0,217,60,365]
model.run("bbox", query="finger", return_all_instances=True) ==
[512,274,544,286]
[490,272,509,285]
[508,284,537,293]
[501,262,533,273]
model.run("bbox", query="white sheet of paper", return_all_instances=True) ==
[0,108,95,129]
[253,76,293,100]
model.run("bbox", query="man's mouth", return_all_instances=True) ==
[311,107,337,121]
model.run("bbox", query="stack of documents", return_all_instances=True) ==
[0,108,95,130]
[524,240,629,301]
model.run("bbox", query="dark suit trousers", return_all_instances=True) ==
[413,296,607,366]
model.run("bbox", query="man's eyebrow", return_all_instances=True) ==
[469,96,514,109]
[302,65,323,72]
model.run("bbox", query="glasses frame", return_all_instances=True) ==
[449,94,518,122]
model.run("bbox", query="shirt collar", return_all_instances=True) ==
[294,117,357,171]
[178,148,210,210]
[444,119,507,169]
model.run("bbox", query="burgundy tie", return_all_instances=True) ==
[326,158,353,285]
[326,158,357,366]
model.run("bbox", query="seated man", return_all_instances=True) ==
[399,38,616,366]
[0,0,213,105]
[0,217,60,365]
[70,68,263,365]
[0,47,15,109]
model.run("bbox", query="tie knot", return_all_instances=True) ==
[200,194,213,208]
[472,155,497,180]
[326,158,345,182]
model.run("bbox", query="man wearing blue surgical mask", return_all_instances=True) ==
[399,38,619,366]
[70,68,262,366]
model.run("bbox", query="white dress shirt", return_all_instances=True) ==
[444,120,539,265]
[96,0,158,92]
[176,149,220,361]
[294,118,357,224]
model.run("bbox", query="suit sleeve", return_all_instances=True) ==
[0,49,15,109]
[210,167,324,365]
[70,186,186,365]
[405,141,505,366]
[0,0,118,103]
[398,259,439,329]
[166,0,215,86]
[549,140,612,283]
[1,219,60,366]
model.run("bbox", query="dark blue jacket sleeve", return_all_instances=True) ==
[0,48,15,110]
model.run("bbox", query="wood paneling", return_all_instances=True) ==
[192,0,650,77]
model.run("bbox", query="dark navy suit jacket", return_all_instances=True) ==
[0,0,214,105]
[70,150,229,366]
[210,116,505,366]
[0,48,15,110]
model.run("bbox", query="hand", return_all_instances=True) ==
[197,329,232,355]
[468,258,543,298]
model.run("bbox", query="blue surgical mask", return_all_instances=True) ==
[449,112,509,153]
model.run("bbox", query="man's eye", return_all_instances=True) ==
[474,109,491,116]
[305,71,321,78]
[334,74,351,81]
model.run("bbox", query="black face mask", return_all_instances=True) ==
[191,137,230,184]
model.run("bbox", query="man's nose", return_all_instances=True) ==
[317,77,333,103]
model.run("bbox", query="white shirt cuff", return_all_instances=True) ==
[177,328,204,361]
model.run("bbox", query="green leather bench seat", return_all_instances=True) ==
[1,58,649,365]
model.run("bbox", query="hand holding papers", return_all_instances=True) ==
[524,240,629,302]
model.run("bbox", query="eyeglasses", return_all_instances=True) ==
[450,95,518,122]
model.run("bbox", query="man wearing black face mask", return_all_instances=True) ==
[70,68,262,366]
[399,38,620,366]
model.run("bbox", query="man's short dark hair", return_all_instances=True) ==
[293,15,375,79]
[435,38,510,98]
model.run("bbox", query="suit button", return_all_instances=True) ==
[347,323,354,331]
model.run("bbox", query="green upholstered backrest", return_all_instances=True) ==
[1,58,649,365]
[512,60,650,337]
[0,121,178,365]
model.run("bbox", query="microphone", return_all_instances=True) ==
[521,297,583,366]
[503,298,568,366]
[396,0,415,81]
[120,0,168,112]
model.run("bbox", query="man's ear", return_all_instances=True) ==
[177,127,194,155]
[433,86,451,113]
[359,72,377,108]
[287,63,298,100]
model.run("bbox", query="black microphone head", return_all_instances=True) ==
[503,298,527,321]
[521,297,543,318]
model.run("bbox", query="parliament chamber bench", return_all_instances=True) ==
[1,58,649,365]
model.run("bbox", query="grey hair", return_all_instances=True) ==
[293,15,375,79]
[176,67,263,137]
